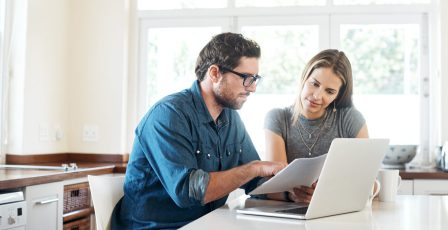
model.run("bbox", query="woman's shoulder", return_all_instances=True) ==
[266,106,293,119]
[338,106,362,115]
[337,106,365,122]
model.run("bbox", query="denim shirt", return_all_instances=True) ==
[111,81,261,229]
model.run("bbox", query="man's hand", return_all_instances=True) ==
[249,160,287,178]
[289,181,317,203]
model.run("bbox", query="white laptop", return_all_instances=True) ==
[237,138,389,220]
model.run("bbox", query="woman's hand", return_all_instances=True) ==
[289,181,317,203]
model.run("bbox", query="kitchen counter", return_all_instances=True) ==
[399,167,448,179]
[1,161,446,190]
[181,195,448,230]
[0,164,115,190]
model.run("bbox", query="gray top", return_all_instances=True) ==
[264,106,365,163]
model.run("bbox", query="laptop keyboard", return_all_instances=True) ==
[275,207,308,215]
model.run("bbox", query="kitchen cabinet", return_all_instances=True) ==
[26,181,64,230]
[62,177,93,230]
[397,179,448,195]
[398,179,414,195]
[413,179,448,195]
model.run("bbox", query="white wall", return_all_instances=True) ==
[440,0,448,145]
[67,0,130,154]
[7,0,134,155]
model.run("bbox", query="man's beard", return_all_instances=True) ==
[214,80,247,110]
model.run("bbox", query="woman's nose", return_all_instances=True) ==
[313,89,322,99]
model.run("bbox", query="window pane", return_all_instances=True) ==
[334,0,430,5]
[239,26,320,159]
[138,0,226,10]
[236,0,325,7]
[340,24,420,145]
[145,27,221,109]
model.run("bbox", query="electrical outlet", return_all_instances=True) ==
[54,125,64,141]
[39,124,50,141]
[82,125,99,142]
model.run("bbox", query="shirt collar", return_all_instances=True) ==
[190,81,229,126]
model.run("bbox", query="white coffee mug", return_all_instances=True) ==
[377,169,401,202]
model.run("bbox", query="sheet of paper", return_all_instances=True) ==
[249,154,327,195]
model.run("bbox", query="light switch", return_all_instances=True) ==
[82,124,99,142]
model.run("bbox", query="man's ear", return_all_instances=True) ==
[208,65,221,83]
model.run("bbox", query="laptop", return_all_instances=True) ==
[237,138,389,220]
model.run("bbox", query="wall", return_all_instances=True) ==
[7,0,134,155]
[440,0,448,145]
[67,0,130,154]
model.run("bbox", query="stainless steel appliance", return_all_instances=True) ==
[0,191,26,230]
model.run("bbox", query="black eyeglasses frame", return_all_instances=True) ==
[218,65,263,87]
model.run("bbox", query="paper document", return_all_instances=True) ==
[249,154,327,195]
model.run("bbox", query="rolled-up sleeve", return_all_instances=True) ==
[137,103,205,208]
[189,169,210,205]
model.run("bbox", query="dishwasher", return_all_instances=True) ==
[0,191,26,230]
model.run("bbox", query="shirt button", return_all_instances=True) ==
[207,153,211,159]
[196,150,200,154]
[239,149,242,153]
[227,151,231,156]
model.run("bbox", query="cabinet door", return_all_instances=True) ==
[26,181,63,230]
[413,179,448,195]
[398,179,413,195]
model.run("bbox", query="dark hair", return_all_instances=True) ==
[195,32,261,81]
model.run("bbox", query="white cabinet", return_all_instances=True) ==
[398,179,414,195]
[397,179,448,195]
[26,181,64,230]
[413,179,448,195]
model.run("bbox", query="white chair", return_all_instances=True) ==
[88,174,125,230]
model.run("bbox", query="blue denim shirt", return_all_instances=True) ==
[111,81,261,229]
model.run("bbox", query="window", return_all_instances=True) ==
[137,0,226,10]
[137,18,226,116]
[331,14,427,147]
[235,0,326,7]
[0,0,5,162]
[137,1,433,159]
[333,0,430,5]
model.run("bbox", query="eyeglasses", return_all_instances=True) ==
[218,65,263,87]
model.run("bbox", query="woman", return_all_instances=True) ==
[264,49,368,203]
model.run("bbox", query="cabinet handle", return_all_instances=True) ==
[428,193,448,196]
[35,198,59,205]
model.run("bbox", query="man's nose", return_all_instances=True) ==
[245,82,257,92]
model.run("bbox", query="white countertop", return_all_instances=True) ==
[181,195,448,230]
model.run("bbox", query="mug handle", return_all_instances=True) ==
[372,179,381,198]
[366,180,381,207]
[397,175,402,188]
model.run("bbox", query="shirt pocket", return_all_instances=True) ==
[193,142,216,172]
[222,143,244,169]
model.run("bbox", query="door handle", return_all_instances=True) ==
[35,198,59,205]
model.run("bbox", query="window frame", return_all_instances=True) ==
[137,2,436,161]
[137,17,231,117]
[330,13,430,154]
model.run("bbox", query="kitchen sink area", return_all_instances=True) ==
[0,163,116,190]
[0,163,80,171]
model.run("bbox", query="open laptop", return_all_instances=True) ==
[237,138,389,220]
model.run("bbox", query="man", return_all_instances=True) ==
[111,32,285,229]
